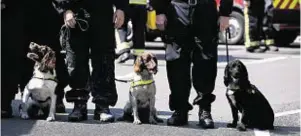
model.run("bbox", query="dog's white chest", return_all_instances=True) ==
[27,78,57,100]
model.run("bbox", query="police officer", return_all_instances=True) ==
[1,0,23,118]
[151,0,232,128]
[20,0,69,113]
[244,0,278,52]
[53,0,126,122]
[115,0,148,63]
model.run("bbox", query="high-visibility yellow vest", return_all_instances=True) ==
[129,0,147,5]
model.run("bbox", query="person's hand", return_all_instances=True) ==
[156,14,167,31]
[64,10,76,28]
[219,16,230,32]
[243,1,250,7]
[113,9,125,28]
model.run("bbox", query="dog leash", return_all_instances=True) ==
[59,16,89,50]
[225,28,231,65]
[115,78,132,83]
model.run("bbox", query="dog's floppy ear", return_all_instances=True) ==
[134,56,142,73]
[149,53,158,74]
[238,60,251,87]
[223,63,230,87]
[27,53,40,62]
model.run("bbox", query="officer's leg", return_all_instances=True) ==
[192,1,218,128]
[54,50,69,113]
[116,7,132,63]
[65,28,90,122]
[131,5,147,57]
[263,6,278,51]
[90,20,117,123]
[166,46,193,126]
[163,2,193,126]
[245,8,265,53]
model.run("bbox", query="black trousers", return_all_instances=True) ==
[1,7,23,110]
[164,1,219,111]
[65,16,118,106]
[117,4,147,50]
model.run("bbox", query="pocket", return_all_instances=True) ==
[165,42,181,61]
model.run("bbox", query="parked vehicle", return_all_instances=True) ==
[126,0,300,45]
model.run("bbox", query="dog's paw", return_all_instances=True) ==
[133,119,142,125]
[227,123,237,128]
[237,123,247,131]
[46,116,55,122]
[149,117,157,125]
[21,113,30,120]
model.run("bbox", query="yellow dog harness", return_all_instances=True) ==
[130,79,154,87]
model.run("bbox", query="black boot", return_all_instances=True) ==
[94,104,115,122]
[56,99,66,113]
[167,111,188,126]
[68,102,87,122]
[199,106,214,129]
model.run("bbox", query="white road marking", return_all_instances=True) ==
[254,109,301,136]
[254,129,271,136]
[275,109,301,117]
[217,56,288,67]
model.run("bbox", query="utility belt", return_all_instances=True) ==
[172,0,198,6]
[170,0,201,26]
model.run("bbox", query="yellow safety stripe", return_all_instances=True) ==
[130,79,154,87]
[244,7,251,48]
[274,0,282,7]
[274,0,300,9]
[132,49,145,56]
[280,0,290,9]
[147,10,157,30]
[129,0,147,5]
[288,0,299,9]
[118,42,131,50]
[265,39,275,46]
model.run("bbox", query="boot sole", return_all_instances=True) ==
[167,120,188,126]
[198,120,215,129]
[68,115,88,122]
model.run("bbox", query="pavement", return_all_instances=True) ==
[1,40,300,136]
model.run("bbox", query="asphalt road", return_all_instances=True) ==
[1,41,300,136]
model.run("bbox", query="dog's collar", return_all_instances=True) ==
[130,79,154,87]
[32,76,58,82]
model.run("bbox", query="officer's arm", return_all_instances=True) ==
[113,0,127,11]
[150,0,171,15]
[219,0,234,16]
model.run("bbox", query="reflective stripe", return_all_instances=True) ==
[274,0,282,7]
[288,0,298,9]
[147,10,157,30]
[129,0,147,5]
[280,0,290,9]
[265,39,275,45]
[250,41,260,46]
[132,49,145,56]
[244,7,251,48]
[131,79,154,87]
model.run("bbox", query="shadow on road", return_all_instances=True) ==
[1,100,38,136]
[270,126,300,135]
